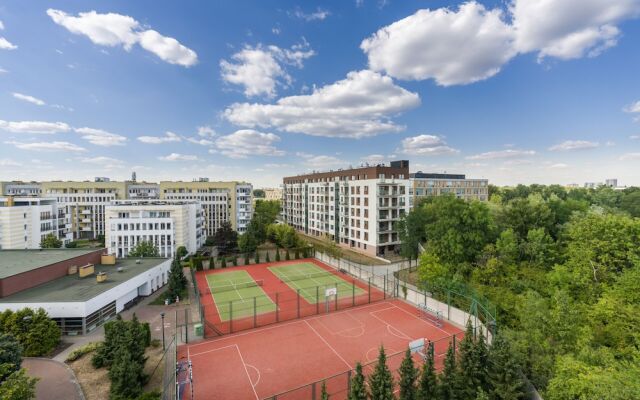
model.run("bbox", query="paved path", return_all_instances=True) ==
[23,358,84,400]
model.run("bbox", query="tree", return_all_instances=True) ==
[0,368,38,400]
[348,362,368,400]
[398,348,418,400]
[253,189,265,198]
[417,344,437,400]
[176,246,188,259]
[320,381,329,400]
[458,321,488,399]
[0,333,22,380]
[487,334,525,400]
[275,249,281,261]
[109,347,144,400]
[221,258,227,268]
[0,308,60,357]
[167,256,187,301]
[128,241,159,258]
[438,344,459,400]
[266,251,271,263]
[496,228,519,264]
[212,222,238,255]
[285,249,290,261]
[266,224,301,248]
[368,346,394,400]
[398,209,427,263]
[255,252,260,264]
[40,233,62,249]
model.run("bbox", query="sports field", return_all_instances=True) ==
[204,270,276,321]
[268,262,365,303]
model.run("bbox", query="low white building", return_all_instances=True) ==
[106,199,205,258]
[0,196,71,249]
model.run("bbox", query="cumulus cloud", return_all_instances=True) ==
[0,120,71,134]
[158,153,198,161]
[214,129,285,159]
[548,140,599,151]
[137,131,182,144]
[466,149,536,160]
[75,127,127,146]
[224,70,420,138]
[220,42,315,98]
[361,2,516,86]
[47,9,197,67]
[0,37,17,50]
[624,101,640,122]
[197,126,216,138]
[5,140,86,152]
[12,93,46,106]
[399,134,459,156]
[289,7,330,21]
[361,154,387,164]
[298,154,346,168]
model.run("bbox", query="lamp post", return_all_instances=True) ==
[160,312,165,351]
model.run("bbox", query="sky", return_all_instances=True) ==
[1,0,640,188]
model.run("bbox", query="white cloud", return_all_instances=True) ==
[289,7,331,21]
[399,134,459,156]
[0,120,71,134]
[624,101,640,114]
[0,67,7,74]
[0,20,4,30]
[361,154,387,164]
[361,2,516,86]
[0,159,21,167]
[75,127,127,146]
[302,155,346,168]
[0,37,17,50]
[466,149,536,160]
[630,135,639,140]
[12,92,46,106]
[197,126,216,138]
[137,131,182,144]
[5,140,86,152]
[511,0,640,61]
[548,163,569,169]
[224,70,420,138]
[214,129,285,159]
[79,156,124,165]
[186,138,215,146]
[548,140,599,151]
[158,153,198,161]
[220,42,315,98]
[47,9,197,67]
[620,153,640,161]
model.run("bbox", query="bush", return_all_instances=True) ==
[255,252,260,264]
[0,333,22,379]
[295,249,300,259]
[0,308,60,357]
[232,257,238,267]
[275,249,281,262]
[266,252,271,263]
[221,258,227,268]
[136,391,161,400]
[285,250,290,260]
[65,342,101,363]
[150,339,161,348]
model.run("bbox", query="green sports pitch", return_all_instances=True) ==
[268,262,364,304]
[205,270,276,321]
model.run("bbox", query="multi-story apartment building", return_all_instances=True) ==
[159,179,253,236]
[283,161,411,257]
[0,197,70,249]
[0,181,42,197]
[409,172,489,206]
[105,200,205,258]
[41,179,129,240]
[127,182,160,199]
[254,188,283,203]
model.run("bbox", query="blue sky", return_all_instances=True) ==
[1,0,640,187]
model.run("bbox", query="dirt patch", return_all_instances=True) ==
[67,345,166,400]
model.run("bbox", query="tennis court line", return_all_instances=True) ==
[303,320,352,371]
[235,345,260,399]
[369,309,413,340]
[390,302,449,336]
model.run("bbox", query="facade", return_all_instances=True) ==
[255,188,283,203]
[409,172,489,205]
[105,200,205,258]
[283,161,411,257]
[41,180,129,240]
[159,179,253,235]
[0,181,42,197]
[605,179,618,188]
[0,196,70,249]
[127,182,160,199]
[0,249,170,335]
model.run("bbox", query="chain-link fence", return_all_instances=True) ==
[160,334,177,400]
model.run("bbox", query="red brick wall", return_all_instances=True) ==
[0,249,104,298]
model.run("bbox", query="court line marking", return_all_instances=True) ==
[203,270,277,321]
[368,310,413,340]
[303,320,352,371]
[246,364,261,388]
[187,300,393,350]
[189,343,239,358]
[235,344,260,400]
[315,308,364,336]
[390,302,450,336]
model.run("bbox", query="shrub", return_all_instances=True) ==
[0,333,22,379]
[275,249,281,261]
[266,252,271,263]
[232,257,238,267]
[136,391,161,400]
[0,308,60,357]
[65,342,101,363]
[295,249,300,259]
[150,339,161,348]
[221,258,227,268]
[285,250,290,260]
[255,252,260,264]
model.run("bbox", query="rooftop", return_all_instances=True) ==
[0,249,101,279]
[0,257,168,303]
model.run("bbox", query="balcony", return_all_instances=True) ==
[81,209,91,215]
[81,218,92,223]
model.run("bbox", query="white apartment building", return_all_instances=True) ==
[0,182,42,197]
[0,197,70,249]
[283,161,411,257]
[409,172,489,206]
[105,200,205,258]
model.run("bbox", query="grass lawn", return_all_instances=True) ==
[268,262,364,304]
[301,234,383,266]
[205,270,276,321]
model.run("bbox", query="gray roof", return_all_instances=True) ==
[0,249,101,279]
[0,257,168,302]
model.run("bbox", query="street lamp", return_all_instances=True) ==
[160,312,166,351]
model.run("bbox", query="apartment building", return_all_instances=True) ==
[255,188,283,203]
[159,179,253,235]
[0,182,42,197]
[41,180,129,240]
[283,161,411,257]
[105,200,204,258]
[127,182,160,199]
[409,172,489,206]
[0,197,70,249]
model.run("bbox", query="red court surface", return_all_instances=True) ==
[195,259,386,336]
[179,298,464,399]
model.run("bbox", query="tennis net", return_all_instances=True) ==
[280,271,334,283]
[203,280,264,295]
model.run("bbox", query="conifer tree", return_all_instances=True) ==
[255,252,260,264]
[417,344,437,400]
[438,344,459,400]
[232,256,238,266]
[167,255,187,301]
[368,346,395,400]
[320,381,330,400]
[295,249,300,259]
[266,251,271,263]
[109,346,144,400]
[399,348,418,400]
[473,327,490,393]
[285,249,290,260]
[221,258,227,268]
[348,362,368,400]
[275,249,281,261]
[458,321,480,399]
[487,334,525,400]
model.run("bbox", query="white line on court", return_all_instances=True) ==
[390,303,450,336]
[304,320,352,370]
[235,344,260,400]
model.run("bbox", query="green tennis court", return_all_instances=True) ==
[268,262,364,304]
[205,270,276,321]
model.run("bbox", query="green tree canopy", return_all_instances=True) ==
[128,241,159,258]
[40,233,62,249]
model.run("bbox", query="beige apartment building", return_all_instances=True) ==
[409,172,489,205]
[0,197,69,249]
[283,161,411,257]
[159,179,252,235]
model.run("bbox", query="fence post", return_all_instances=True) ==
[316,286,320,314]
[229,301,233,333]
[311,381,316,400]
[297,289,301,319]
[347,370,352,393]
[447,290,451,320]
[184,308,188,344]
[352,281,355,306]
[253,297,257,328]
[276,292,280,322]
[368,278,371,303]
[383,275,387,299]
[335,288,338,310]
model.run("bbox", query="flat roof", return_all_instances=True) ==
[0,249,101,279]
[0,258,168,303]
